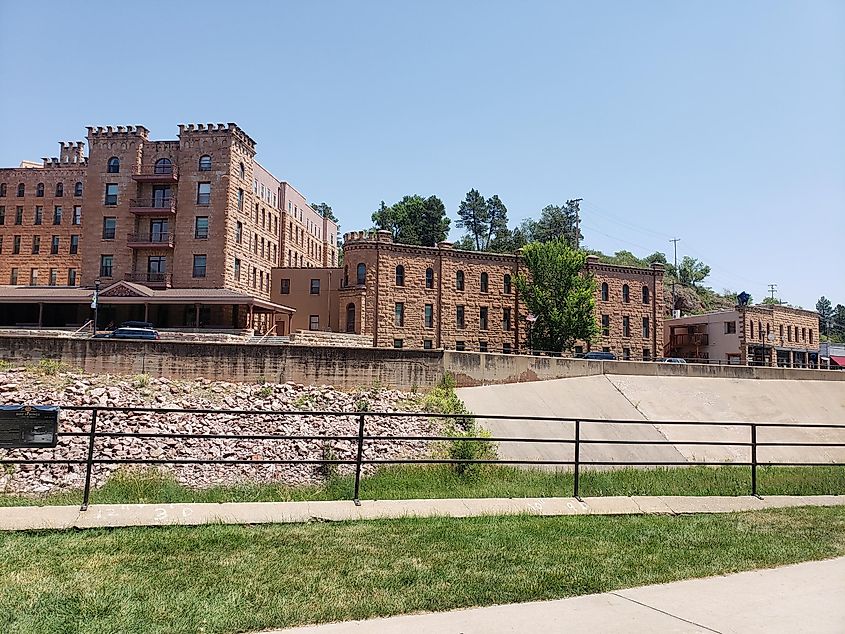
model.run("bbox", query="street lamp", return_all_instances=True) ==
[91,279,100,336]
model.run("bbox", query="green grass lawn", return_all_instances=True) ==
[2,506,845,634]
[2,464,844,507]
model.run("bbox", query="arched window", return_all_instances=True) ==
[601,282,609,301]
[642,286,650,304]
[55,182,63,197]
[425,267,434,289]
[16,183,25,197]
[107,157,120,173]
[74,181,83,196]
[0,183,6,197]
[198,155,212,171]
[154,158,172,174]
[239,162,245,179]
[395,265,405,286]
[36,183,45,197]
[503,274,512,294]
[480,272,489,293]
[356,263,366,285]
[345,303,356,333]
[456,270,465,291]
[622,284,630,303]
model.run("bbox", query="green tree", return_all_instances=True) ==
[678,256,711,288]
[817,296,834,336]
[515,239,598,353]
[833,304,845,343]
[520,201,582,246]
[455,189,490,251]
[310,202,338,224]
[371,195,450,246]
[454,190,515,252]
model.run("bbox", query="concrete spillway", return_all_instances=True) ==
[456,375,845,467]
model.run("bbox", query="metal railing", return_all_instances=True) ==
[2,407,843,511]
[124,272,172,285]
[129,198,176,211]
[127,232,175,246]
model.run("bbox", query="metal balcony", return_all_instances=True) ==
[129,198,177,215]
[124,272,172,288]
[671,333,709,347]
[126,232,175,249]
[132,164,178,183]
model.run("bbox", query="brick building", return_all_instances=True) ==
[666,304,820,367]
[272,230,665,358]
[0,123,338,332]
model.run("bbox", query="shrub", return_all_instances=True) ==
[257,385,273,398]
[27,359,70,376]
[133,373,151,388]
[0,360,12,371]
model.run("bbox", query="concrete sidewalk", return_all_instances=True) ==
[272,557,845,633]
[1,494,843,531]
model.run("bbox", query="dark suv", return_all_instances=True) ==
[582,351,617,361]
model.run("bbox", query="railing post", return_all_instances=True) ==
[573,420,581,500]
[751,424,759,498]
[80,409,98,511]
[352,413,366,506]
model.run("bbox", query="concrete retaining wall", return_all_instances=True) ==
[0,334,842,389]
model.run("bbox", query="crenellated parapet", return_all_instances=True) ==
[40,141,87,168]
[343,230,394,244]
[178,122,256,151]
[86,125,150,138]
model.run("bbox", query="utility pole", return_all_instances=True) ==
[768,283,778,304]
[571,198,583,249]
[670,238,680,314]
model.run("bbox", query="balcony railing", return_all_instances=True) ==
[129,198,177,214]
[132,164,178,182]
[127,232,175,248]
[671,333,709,347]
[124,272,172,287]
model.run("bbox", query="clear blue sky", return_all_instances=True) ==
[1,1,842,308]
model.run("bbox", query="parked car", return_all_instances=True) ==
[582,351,617,361]
[97,327,160,340]
[657,357,687,364]
[119,320,155,330]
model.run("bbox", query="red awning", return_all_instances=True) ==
[830,356,845,367]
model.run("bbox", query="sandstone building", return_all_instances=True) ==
[272,230,665,357]
[0,123,338,331]
[665,304,821,367]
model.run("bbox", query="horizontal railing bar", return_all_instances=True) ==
[90,432,360,441]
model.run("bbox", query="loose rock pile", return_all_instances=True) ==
[0,367,439,494]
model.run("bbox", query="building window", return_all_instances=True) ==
[239,162,245,180]
[29,268,38,285]
[102,217,116,239]
[310,279,320,295]
[810,329,814,344]
[72,206,82,225]
[425,267,434,289]
[36,182,45,197]
[480,272,489,293]
[280,278,290,294]
[55,182,63,197]
[9,268,18,284]
[456,270,465,291]
[601,282,609,301]
[455,341,465,351]
[192,254,207,278]
[0,206,4,224]
[725,321,736,334]
[107,157,120,173]
[234,258,241,281]
[309,315,320,331]
[16,183,25,197]
[456,305,465,329]
[74,182,83,196]
[503,342,512,354]
[356,263,366,285]
[601,314,610,337]
[0,183,5,197]
[480,306,489,330]
[602,347,610,353]
[623,347,631,360]
[197,182,211,206]
[479,341,488,353]
[104,183,118,206]
[13,235,21,254]
[236,188,244,210]
[34,206,43,225]
[425,304,434,328]
[194,216,209,239]
[154,158,172,174]
[70,235,79,254]
[51,236,60,254]
[345,303,356,333]
[100,255,113,277]
[198,155,212,171]
[394,302,404,327]
[31,236,40,254]
[622,315,630,337]
[53,206,62,225]
[49,268,57,286]
[802,327,807,342]
[424,339,433,350]
[393,339,403,349]
[503,308,512,331]
[642,286,650,304]
[395,265,405,286]
[642,316,650,339]
[622,284,630,303]
[643,348,651,361]
[503,274,512,294]
[15,206,22,224]
[67,269,77,286]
